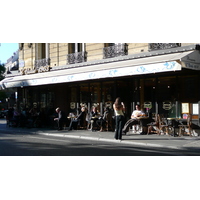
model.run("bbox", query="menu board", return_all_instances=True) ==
[181,103,189,113]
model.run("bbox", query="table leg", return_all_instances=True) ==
[172,120,178,137]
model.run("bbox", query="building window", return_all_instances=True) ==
[35,43,50,69]
[103,43,128,59]
[148,43,181,51]
[67,43,87,64]
[37,43,46,60]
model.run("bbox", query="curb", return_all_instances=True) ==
[0,127,195,151]
[37,131,184,150]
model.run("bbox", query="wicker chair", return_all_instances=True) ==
[178,114,192,136]
[147,114,160,135]
[159,115,171,135]
[105,112,113,131]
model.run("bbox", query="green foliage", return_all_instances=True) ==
[0,63,5,81]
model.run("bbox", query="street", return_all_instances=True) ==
[1,130,200,156]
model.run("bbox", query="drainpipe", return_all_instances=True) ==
[46,43,49,59]
[75,43,78,53]
[82,43,85,52]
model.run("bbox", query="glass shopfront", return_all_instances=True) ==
[16,68,200,127]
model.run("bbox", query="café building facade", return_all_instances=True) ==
[1,43,200,126]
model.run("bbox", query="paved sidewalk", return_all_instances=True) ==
[1,119,200,150]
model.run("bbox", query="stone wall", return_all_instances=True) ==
[18,43,197,71]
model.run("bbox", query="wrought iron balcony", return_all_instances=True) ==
[67,51,87,64]
[34,58,51,73]
[149,43,181,51]
[35,58,50,69]
[103,43,128,59]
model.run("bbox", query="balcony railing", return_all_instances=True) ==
[34,58,50,69]
[34,58,51,73]
[67,51,87,64]
[103,43,128,59]
[149,43,181,51]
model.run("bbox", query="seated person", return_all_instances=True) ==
[54,107,66,130]
[6,107,14,126]
[97,106,113,132]
[87,106,99,130]
[147,114,159,134]
[68,106,87,130]
[10,108,20,127]
[122,104,144,135]
[18,108,28,127]
[28,107,39,128]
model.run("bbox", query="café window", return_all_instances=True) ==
[181,103,189,114]
[192,103,199,115]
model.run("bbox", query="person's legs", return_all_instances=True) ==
[140,119,149,134]
[69,119,78,130]
[58,120,64,130]
[72,120,79,130]
[115,116,120,139]
[122,118,138,133]
[119,115,125,139]
[119,121,122,139]
[68,119,73,130]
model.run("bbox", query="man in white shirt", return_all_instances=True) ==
[122,105,143,134]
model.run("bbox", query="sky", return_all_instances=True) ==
[0,43,19,64]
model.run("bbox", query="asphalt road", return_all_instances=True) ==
[1,130,200,156]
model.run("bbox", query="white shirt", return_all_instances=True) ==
[131,110,143,117]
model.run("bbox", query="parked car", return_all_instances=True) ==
[0,110,8,118]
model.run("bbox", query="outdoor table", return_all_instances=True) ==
[135,116,149,120]
[67,116,76,123]
[91,116,99,119]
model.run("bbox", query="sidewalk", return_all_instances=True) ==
[1,119,200,150]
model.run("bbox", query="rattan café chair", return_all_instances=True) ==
[159,114,171,136]
[178,114,192,136]
[147,114,160,135]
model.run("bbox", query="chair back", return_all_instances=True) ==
[154,114,160,128]
[187,114,192,127]
[158,114,166,125]
[105,111,112,122]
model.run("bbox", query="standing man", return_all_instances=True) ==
[122,104,143,135]
[54,107,66,130]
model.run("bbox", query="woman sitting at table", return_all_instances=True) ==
[68,106,87,130]
[122,104,144,135]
